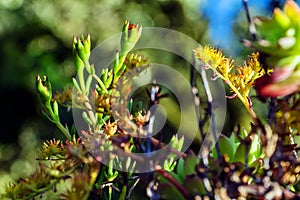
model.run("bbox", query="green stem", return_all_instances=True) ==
[93,74,109,94]
[45,101,71,140]
[83,97,97,129]
[45,101,56,120]
[56,122,72,140]
[213,70,259,124]
[117,52,127,72]
[84,60,92,74]
[78,67,86,93]
[226,81,258,124]
[119,186,127,200]
[109,186,113,200]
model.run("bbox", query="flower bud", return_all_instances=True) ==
[72,37,84,71]
[72,34,91,63]
[121,20,142,54]
[36,75,52,104]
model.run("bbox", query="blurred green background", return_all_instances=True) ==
[0,0,282,196]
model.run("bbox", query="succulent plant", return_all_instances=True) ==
[243,0,300,97]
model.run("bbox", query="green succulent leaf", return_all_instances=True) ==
[183,175,206,196]
[211,134,235,161]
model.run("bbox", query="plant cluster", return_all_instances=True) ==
[3,1,300,200]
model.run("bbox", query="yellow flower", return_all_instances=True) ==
[194,45,265,120]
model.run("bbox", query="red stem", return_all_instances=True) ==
[155,166,190,199]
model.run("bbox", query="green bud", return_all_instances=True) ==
[83,34,91,57]
[105,70,113,88]
[121,20,142,54]
[53,100,59,121]
[119,186,127,200]
[36,75,52,104]
[72,34,91,63]
[101,68,108,82]
[82,111,93,126]
[73,37,84,71]
[77,37,85,60]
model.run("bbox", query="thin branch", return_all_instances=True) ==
[126,177,140,199]
[101,176,140,189]
[243,0,257,41]
[154,166,191,199]
[267,98,276,128]
[150,135,187,159]
[146,81,159,153]
[197,59,221,159]
[190,58,205,142]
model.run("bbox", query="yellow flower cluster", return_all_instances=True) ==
[194,45,267,115]
[229,52,264,97]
